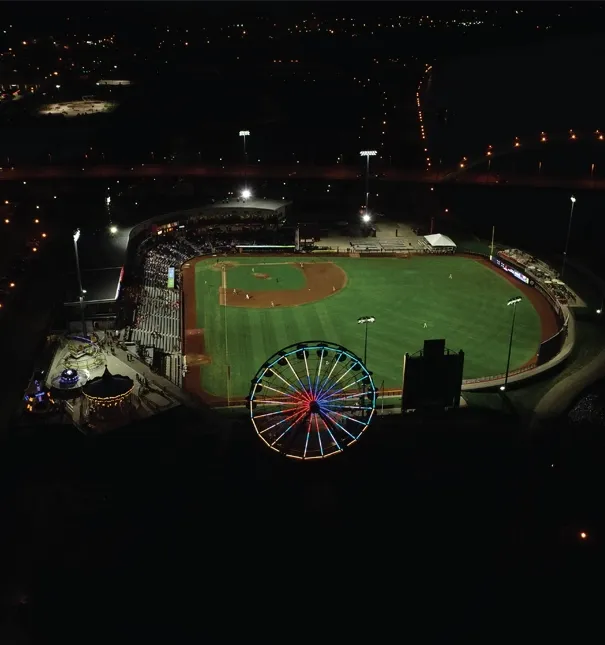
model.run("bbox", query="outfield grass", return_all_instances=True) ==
[194,256,542,398]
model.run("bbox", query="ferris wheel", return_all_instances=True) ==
[248,341,377,460]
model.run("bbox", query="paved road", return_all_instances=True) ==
[2,164,605,190]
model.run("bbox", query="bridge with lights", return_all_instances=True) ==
[2,162,605,190]
[439,129,605,181]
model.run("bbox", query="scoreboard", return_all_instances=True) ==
[402,339,464,411]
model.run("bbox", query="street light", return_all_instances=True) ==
[357,316,375,366]
[501,296,522,391]
[562,196,576,279]
[360,150,377,214]
[73,228,87,337]
[362,213,371,223]
[239,130,250,190]
[109,225,118,234]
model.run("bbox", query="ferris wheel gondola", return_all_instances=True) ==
[248,341,377,459]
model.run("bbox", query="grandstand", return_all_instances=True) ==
[124,198,293,387]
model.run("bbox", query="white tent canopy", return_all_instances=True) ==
[423,233,457,248]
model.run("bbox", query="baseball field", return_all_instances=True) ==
[182,255,559,402]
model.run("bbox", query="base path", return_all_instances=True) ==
[181,259,221,405]
[219,262,347,308]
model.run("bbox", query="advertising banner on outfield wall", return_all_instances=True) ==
[491,257,533,286]
[167,267,175,289]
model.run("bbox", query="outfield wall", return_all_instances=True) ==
[457,252,575,391]
[175,250,574,395]
[169,246,574,399]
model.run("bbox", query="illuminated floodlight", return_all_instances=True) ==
[106,196,111,205]
[109,225,118,234]
[359,150,377,156]
[500,385,506,391]
[597,309,602,314]
[357,316,376,324]
[239,130,250,137]
[241,189,252,199]
[570,195,576,203]
[507,297,522,306]
[73,228,81,243]
[361,213,371,223]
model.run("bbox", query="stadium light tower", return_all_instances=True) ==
[73,228,87,337]
[501,296,522,391]
[561,195,576,280]
[357,316,376,366]
[239,130,250,190]
[360,150,377,214]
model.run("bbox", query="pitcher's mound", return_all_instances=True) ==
[253,273,270,280]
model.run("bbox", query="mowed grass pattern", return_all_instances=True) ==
[194,256,542,398]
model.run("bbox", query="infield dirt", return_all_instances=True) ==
[219,262,347,308]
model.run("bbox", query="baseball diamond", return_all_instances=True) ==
[182,255,558,403]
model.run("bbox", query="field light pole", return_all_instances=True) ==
[357,316,375,366]
[360,150,377,214]
[501,296,522,391]
[73,228,87,337]
[562,195,576,280]
[239,130,250,190]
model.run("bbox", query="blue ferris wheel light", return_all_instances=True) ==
[249,341,376,459]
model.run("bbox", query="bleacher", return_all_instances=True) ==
[378,239,413,251]
[122,199,293,391]
[129,285,183,386]
[350,239,413,252]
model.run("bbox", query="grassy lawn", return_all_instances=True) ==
[194,256,542,398]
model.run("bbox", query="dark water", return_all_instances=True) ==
[434,183,605,278]
[424,32,605,163]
